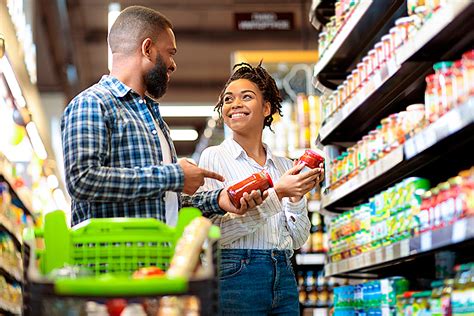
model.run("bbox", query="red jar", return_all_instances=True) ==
[227,170,274,208]
[297,149,325,170]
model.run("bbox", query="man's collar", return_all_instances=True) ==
[99,75,132,98]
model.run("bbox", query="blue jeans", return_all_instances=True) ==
[219,249,299,315]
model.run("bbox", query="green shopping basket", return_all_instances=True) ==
[25,207,220,296]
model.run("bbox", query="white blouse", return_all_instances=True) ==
[198,138,311,250]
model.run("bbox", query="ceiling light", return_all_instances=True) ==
[47,174,59,189]
[0,56,26,107]
[26,121,47,159]
[159,105,215,117]
[107,3,121,71]
[170,129,198,141]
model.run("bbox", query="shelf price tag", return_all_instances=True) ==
[421,231,432,251]
[401,239,410,256]
[375,249,383,263]
[414,134,426,154]
[386,245,394,261]
[452,220,467,243]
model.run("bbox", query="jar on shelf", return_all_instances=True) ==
[462,50,474,97]
[433,61,454,115]
[380,117,391,153]
[341,152,349,180]
[388,113,401,149]
[335,2,343,25]
[452,60,466,107]
[356,140,364,172]
[374,42,385,68]
[336,155,344,184]
[368,49,379,72]
[347,147,356,177]
[342,80,349,104]
[357,62,367,85]
[395,17,412,45]
[330,158,338,187]
[336,87,343,113]
[425,73,439,123]
[363,56,373,79]
[347,74,354,99]
[407,0,425,16]
[448,176,465,220]
[318,32,328,56]
[352,68,360,93]
[396,111,408,145]
[360,135,370,169]
[406,103,426,135]
[368,130,379,163]
[381,35,393,61]
[414,5,428,23]
[431,186,441,229]
[375,125,384,159]
[389,27,402,52]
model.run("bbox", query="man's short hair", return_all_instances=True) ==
[108,6,173,55]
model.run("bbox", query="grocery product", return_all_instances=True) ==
[226,170,273,208]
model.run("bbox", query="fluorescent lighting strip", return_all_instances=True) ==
[26,122,47,159]
[159,105,215,117]
[0,56,26,107]
[170,129,198,141]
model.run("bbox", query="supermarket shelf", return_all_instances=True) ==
[0,215,22,249]
[321,146,404,209]
[321,100,474,210]
[404,99,474,159]
[296,253,326,266]
[319,1,474,144]
[309,0,334,27]
[0,262,23,284]
[0,173,35,219]
[302,307,330,316]
[325,216,474,277]
[0,300,21,316]
[312,0,405,88]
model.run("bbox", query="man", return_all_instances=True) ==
[61,6,264,226]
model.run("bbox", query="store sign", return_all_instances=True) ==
[234,12,294,31]
[6,0,37,84]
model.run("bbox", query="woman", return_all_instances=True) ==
[198,62,324,315]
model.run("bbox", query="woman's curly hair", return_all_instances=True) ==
[215,61,283,130]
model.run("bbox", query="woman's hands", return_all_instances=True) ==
[274,162,324,202]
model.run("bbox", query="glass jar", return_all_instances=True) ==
[363,56,373,79]
[342,80,349,105]
[347,74,354,99]
[361,135,370,169]
[352,69,360,93]
[438,181,452,226]
[368,130,379,163]
[425,74,439,123]
[356,140,365,171]
[381,118,391,153]
[318,32,328,56]
[388,113,401,149]
[381,34,393,61]
[431,187,441,229]
[395,17,413,45]
[347,147,356,177]
[452,60,466,106]
[433,61,454,115]
[341,152,349,180]
[389,27,402,51]
[337,86,345,111]
[227,170,273,208]
[368,49,379,72]
[357,62,367,85]
[375,42,385,68]
[406,103,426,135]
[297,149,325,170]
[448,176,465,220]
[462,50,474,97]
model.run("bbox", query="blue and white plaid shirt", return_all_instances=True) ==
[62,75,224,226]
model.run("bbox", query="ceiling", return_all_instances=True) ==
[34,0,318,157]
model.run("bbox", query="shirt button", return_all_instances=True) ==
[138,99,143,104]
[290,216,296,223]
[152,130,157,135]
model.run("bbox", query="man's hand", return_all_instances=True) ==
[218,188,269,215]
[178,159,224,195]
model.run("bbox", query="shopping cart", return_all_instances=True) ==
[22,207,220,315]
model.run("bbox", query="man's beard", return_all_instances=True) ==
[144,55,169,99]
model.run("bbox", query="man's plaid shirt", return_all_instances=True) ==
[61,75,223,226]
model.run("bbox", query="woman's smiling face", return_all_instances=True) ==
[222,79,270,134]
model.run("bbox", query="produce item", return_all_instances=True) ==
[132,267,165,279]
